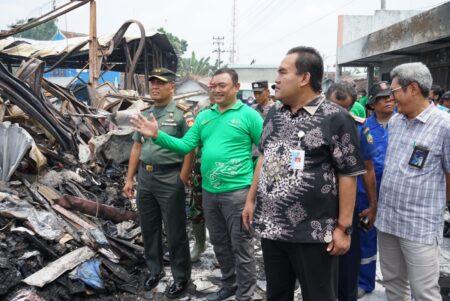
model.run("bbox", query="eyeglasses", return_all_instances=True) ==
[390,86,403,96]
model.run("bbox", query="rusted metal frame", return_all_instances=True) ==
[15,58,45,92]
[152,46,159,69]
[54,195,137,223]
[88,0,102,108]
[130,41,140,92]
[109,20,146,90]
[143,39,149,95]
[65,63,89,88]
[45,41,89,73]
[0,0,90,39]
[122,40,133,90]
[41,79,87,133]
[42,79,103,138]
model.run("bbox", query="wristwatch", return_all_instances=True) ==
[336,222,353,235]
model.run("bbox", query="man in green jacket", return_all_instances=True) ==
[131,68,263,301]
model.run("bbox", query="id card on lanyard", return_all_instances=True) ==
[290,130,306,171]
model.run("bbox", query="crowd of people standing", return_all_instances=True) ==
[126,46,450,301]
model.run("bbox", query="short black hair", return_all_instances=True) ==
[286,46,323,92]
[213,68,239,85]
[357,89,367,96]
[326,82,357,103]
[430,84,443,100]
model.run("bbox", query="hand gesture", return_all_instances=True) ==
[130,113,159,138]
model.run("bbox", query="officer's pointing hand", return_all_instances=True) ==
[131,113,159,138]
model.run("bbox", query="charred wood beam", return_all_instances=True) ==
[23,231,59,259]
[37,145,77,167]
[106,235,144,253]
[106,239,138,261]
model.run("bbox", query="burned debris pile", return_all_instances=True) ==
[0,56,153,300]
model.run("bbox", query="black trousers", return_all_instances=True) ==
[136,166,191,282]
[338,210,361,301]
[261,238,338,301]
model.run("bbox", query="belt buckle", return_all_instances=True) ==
[145,164,154,172]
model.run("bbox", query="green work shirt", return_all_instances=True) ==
[358,95,369,108]
[132,100,193,164]
[154,100,263,193]
[350,101,366,118]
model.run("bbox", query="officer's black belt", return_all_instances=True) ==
[141,162,182,172]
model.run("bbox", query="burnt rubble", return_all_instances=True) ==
[0,50,268,300]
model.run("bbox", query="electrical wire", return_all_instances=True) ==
[239,0,357,58]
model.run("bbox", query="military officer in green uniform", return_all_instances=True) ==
[123,68,194,299]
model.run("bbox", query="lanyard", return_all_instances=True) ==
[297,130,305,149]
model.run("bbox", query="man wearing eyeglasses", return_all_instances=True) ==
[131,68,263,301]
[376,62,450,301]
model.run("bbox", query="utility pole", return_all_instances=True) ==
[230,0,237,64]
[213,36,226,68]
[88,0,100,107]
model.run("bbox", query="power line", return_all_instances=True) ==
[238,0,295,39]
[239,0,357,58]
[230,0,236,64]
[212,36,226,68]
[238,0,273,26]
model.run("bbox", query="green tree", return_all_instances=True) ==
[157,28,216,78]
[180,51,216,78]
[9,19,58,40]
[157,27,188,58]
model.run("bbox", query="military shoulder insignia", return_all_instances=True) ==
[351,113,366,124]
[176,101,191,112]
[140,106,151,112]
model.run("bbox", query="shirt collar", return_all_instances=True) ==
[211,100,243,112]
[150,99,176,112]
[401,103,434,123]
[280,94,325,116]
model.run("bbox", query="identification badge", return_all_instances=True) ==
[161,122,177,126]
[290,149,305,170]
[408,145,429,168]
